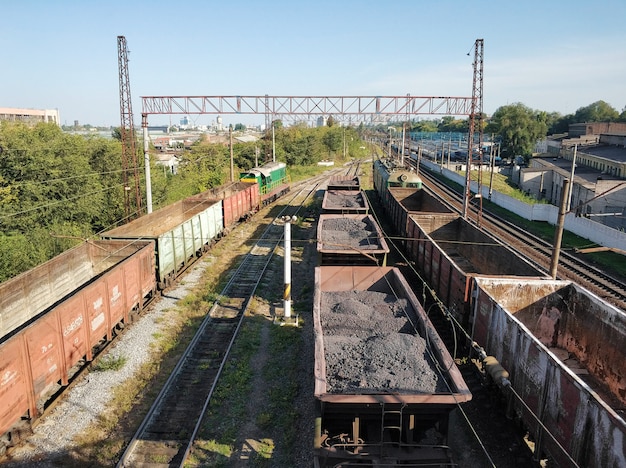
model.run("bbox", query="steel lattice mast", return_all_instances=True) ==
[462,39,484,219]
[117,36,142,220]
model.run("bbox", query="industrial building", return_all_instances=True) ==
[521,123,626,230]
[0,107,60,126]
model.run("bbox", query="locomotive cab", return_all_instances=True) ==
[386,170,422,189]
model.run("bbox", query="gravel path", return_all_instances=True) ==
[1,256,216,467]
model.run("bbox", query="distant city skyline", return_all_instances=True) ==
[2,0,625,128]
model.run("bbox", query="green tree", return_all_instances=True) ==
[321,127,343,156]
[574,100,619,122]
[174,140,228,196]
[438,116,468,133]
[410,120,439,133]
[486,103,547,160]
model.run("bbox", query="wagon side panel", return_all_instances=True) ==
[56,294,89,370]
[0,336,33,435]
[24,312,65,399]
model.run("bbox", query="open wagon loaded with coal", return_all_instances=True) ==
[317,214,389,266]
[313,265,472,466]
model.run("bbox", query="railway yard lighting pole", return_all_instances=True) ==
[282,215,297,319]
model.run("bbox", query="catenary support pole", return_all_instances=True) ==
[142,113,153,214]
[567,144,578,212]
[550,179,569,279]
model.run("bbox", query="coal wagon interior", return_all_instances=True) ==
[313,265,471,466]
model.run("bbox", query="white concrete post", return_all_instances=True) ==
[283,215,297,318]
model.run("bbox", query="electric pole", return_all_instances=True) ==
[117,36,142,220]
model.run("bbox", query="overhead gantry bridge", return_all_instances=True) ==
[141,95,475,126]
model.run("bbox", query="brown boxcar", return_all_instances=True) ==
[186,181,260,229]
[313,265,471,466]
[317,214,389,266]
[0,240,155,443]
[321,189,369,214]
[472,278,626,467]
[405,214,546,326]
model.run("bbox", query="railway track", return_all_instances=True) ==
[411,160,626,309]
[116,170,339,468]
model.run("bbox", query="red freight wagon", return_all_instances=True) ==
[327,175,361,191]
[405,214,546,326]
[321,189,369,215]
[313,265,471,466]
[386,187,452,251]
[0,240,155,446]
[187,181,260,229]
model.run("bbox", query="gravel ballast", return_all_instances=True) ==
[320,217,381,250]
[320,290,445,394]
[323,190,366,209]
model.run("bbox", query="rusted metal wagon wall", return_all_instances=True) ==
[0,240,155,439]
[316,214,389,266]
[187,181,260,229]
[0,240,154,341]
[321,189,369,214]
[102,199,223,288]
[405,214,546,325]
[313,265,471,466]
[472,278,626,467]
[386,187,453,251]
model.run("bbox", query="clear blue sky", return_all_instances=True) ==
[3,0,625,128]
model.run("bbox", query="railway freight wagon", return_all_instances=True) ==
[101,198,223,289]
[0,240,155,341]
[0,240,155,449]
[186,181,260,229]
[472,278,626,467]
[326,175,360,191]
[405,214,547,327]
[317,214,389,266]
[321,189,369,214]
[385,186,453,252]
[239,161,290,205]
[313,265,472,466]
